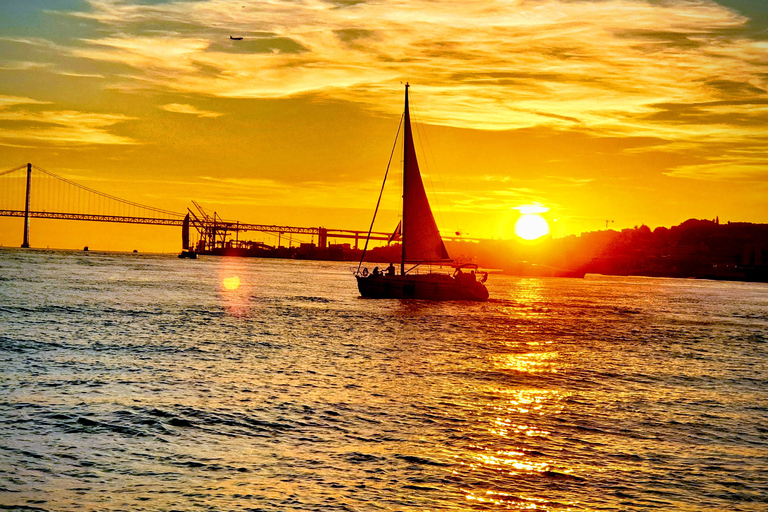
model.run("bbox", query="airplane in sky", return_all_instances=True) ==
[230,35,243,40]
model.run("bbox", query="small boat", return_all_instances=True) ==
[355,85,489,301]
[178,250,197,259]
[178,213,197,258]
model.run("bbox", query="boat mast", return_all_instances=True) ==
[401,83,409,276]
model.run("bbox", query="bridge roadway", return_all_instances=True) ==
[0,209,394,242]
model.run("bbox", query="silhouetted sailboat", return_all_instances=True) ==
[355,85,489,301]
[178,213,197,258]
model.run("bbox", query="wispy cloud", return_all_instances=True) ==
[64,0,766,135]
[0,107,136,145]
[0,95,51,108]
[58,71,105,79]
[665,158,768,181]
[0,60,53,72]
[5,0,762,192]
[160,103,223,117]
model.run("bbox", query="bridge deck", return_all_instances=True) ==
[0,209,395,241]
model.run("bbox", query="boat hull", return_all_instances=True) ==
[356,273,489,301]
[178,250,198,259]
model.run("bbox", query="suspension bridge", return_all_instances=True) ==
[0,163,392,252]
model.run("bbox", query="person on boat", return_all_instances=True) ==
[387,263,395,276]
[454,267,476,284]
[372,267,381,277]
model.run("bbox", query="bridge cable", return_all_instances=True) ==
[0,164,29,178]
[31,164,183,218]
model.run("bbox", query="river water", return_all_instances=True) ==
[0,249,766,511]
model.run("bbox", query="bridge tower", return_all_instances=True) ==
[21,163,31,248]
[318,228,327,249]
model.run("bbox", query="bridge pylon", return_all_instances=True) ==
[21,163,31,248]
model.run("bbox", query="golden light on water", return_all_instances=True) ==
[464,345,570,507]
[464,490,550,509]
[490,419,552,438]
[493,351,559,373]
[464,384,570,509]
[222,276,241,290]
[473,451,550,473]
[489,388,556,414]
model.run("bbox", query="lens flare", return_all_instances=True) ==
[222,276,241,290]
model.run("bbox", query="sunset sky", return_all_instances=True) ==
[1,0,767,252]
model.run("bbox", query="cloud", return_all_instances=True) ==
[58,71,105,78]
[664,158,768,181]
[0,60,53,72]
[640,98,768,127]
[0,107,136,146]
[62,0,765,138]
[0,95,51,108]
[160,103,223,117]
[75,36,211,72]
[2,0,756,185]
[0,36,62,50]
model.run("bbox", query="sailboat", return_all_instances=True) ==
[178,213,197,259]
[355,84,489,301]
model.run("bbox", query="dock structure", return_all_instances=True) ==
[184,200,392,254]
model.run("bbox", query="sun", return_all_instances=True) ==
[515,214,550,240]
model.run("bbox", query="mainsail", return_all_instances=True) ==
[402,85,451,264]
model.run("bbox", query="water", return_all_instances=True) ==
[1,249,766,511]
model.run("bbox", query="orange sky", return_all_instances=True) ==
[1,0,767,252]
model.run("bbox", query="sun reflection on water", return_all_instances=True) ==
[492,351,559,373]
[462,365,572,508]
[472,449,551,473]
[497,278,553,318]
[464,489,551,509]
[489,388,561,415]
[490,419,552,437]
